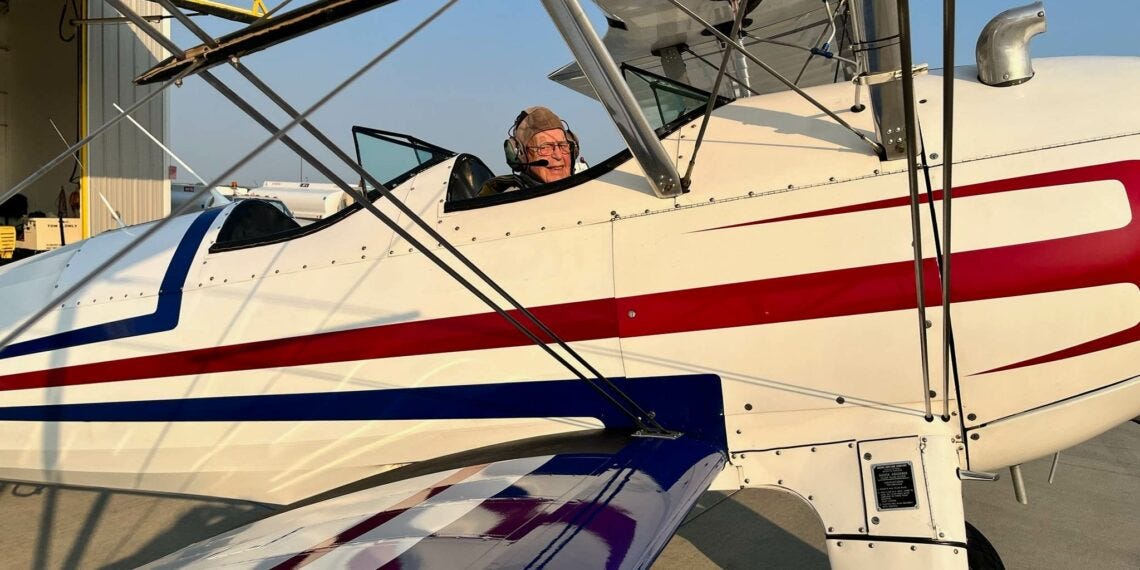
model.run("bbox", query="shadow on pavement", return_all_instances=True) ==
[0,480,276,570]
[666,488,829,569]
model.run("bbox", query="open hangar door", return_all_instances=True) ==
[0,0,170,254]
[0,0,82,251]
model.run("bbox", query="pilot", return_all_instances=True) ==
[479,106,581,196]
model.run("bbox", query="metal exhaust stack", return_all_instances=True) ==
[976,2,1046,87]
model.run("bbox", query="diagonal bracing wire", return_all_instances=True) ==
[0,1,452,376]
[0,71,188,210]
[681,0,746,186]
[683,47,760,96]
[665,0,883,158]
[145,0,669,435]
[8,0,667,434]
[792,4,836,86]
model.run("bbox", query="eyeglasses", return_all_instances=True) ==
[527,141,575,157]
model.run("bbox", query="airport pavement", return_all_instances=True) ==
[655,421,1140,569]
[0,422,1136,569]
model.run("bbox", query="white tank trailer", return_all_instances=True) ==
[248,180,352,221]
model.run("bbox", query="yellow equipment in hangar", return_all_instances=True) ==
[0,226,14,261]
[150,0,269,23]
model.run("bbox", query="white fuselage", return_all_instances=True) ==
[0,57,1138,516]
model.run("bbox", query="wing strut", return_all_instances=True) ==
[542,0,683,199]
[939,0,956,421]
[896,0,935,421]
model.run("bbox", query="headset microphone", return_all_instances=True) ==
[515,159,549,168]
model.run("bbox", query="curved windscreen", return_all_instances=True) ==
[621,64,730,131]
[352,127,456,189]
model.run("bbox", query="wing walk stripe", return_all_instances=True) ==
[274,464,487,569]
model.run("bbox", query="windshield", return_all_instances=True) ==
[352,127,456,189]
[621,64,731,131]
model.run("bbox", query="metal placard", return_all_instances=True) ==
[872,461,918,510]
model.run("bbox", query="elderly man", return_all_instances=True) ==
[479,106,580,196]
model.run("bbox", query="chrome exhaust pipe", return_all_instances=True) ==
[976,2,1047,86]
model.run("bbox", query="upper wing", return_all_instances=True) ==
[552,0,854,99]
[144,431,724,569]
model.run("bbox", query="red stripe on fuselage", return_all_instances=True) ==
[694,160,1140,374]
[1,161,1138,391]
[0,298,618,391]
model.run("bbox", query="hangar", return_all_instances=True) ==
[0,0,170,243]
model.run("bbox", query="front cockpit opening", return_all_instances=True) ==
[212,198,301,250]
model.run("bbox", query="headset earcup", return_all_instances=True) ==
[504,138,523,169]
[504,110,531,171]
[565,128,580,164]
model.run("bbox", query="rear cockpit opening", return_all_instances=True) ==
[212,199,300,250]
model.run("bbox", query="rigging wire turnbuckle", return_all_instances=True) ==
[633,427,684,440]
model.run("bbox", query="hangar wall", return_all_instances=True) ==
[86,0,171,236]
[0,1,171,239]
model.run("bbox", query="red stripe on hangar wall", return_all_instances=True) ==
[1,161,1138,391]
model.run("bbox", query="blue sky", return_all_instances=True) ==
[168,1,1138,185]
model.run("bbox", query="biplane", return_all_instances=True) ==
[1,0,1137,567]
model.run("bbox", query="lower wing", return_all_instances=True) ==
[144,430,725,569]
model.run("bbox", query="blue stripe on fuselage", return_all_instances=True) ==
[0,209,221,360]
[0,374,727,450]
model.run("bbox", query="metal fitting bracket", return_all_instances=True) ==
[855,63,930,87]
[958,469,1000,482]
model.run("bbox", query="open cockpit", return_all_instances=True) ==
[209,62,735,252]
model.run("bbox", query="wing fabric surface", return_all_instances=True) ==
[552,0,853,99]
[145,433,725,569]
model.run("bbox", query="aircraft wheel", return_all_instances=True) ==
[966,521,1005,570]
